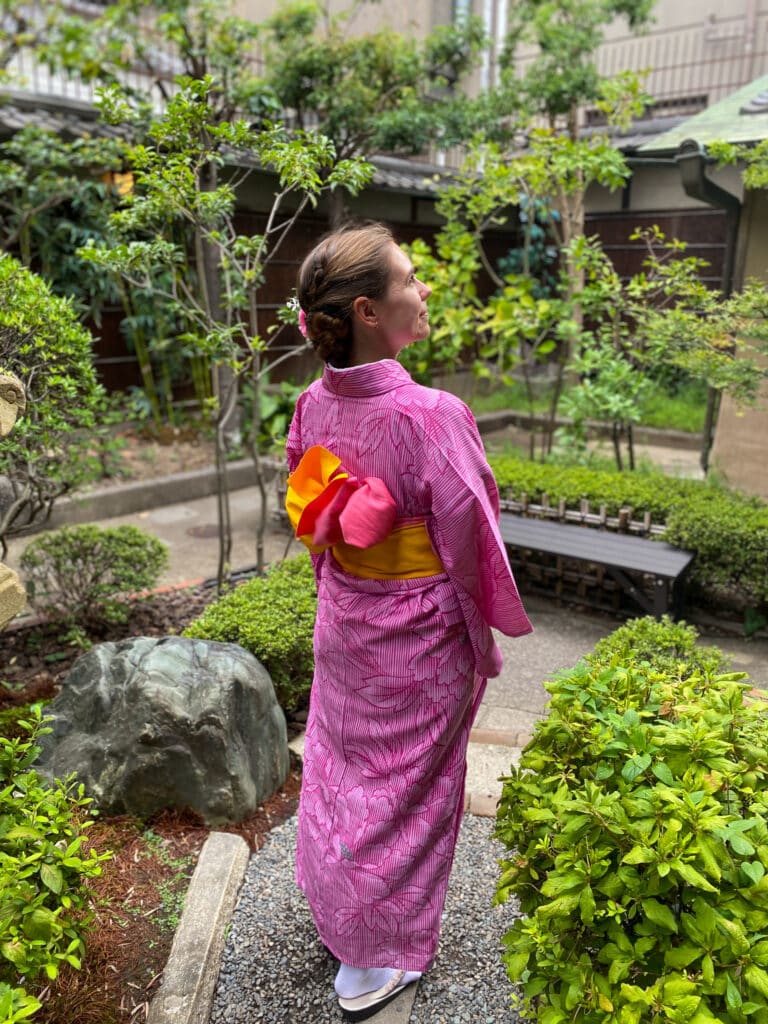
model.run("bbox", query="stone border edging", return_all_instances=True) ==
[474,411,702,450]
[43,457,283,531]
[22,416,699,534]
[147,831,250,1024]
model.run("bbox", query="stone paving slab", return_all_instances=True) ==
[147,832,250,1024]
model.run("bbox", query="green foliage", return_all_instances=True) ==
[402,224,483,383]
[260,1,486,160]
[0,254,106,551]
[0,126,125,313]
[0,705,110,1018]
[494,615,768,1024]
[554,230,768,468]
[183,554,317,710]
[501,0,653,127]
[20,525,169,628]
[711,139,768,191]
[240,377,306,453]
[488,454,768,603]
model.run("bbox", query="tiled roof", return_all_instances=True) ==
[637,74,768,154]
[0,91,124,139]
[0,90,450,193]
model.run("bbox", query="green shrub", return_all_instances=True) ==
[21,524,169,628]
[0,705,110,1020]
[183,555,316,711]
[488,454,768,604]
[495,615,768,1024]
[0,254,105,550]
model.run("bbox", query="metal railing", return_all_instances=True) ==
[513,11,768,120]
[4,5,767,159]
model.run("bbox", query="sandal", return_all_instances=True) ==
[337,969,418,1021]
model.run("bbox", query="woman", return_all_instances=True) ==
[285,222,532,1021]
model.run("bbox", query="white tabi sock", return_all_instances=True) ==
[334,964,422,999]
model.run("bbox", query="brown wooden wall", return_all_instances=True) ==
[89,204,730,395]
[584,207,729,290]
[89,208,521,394]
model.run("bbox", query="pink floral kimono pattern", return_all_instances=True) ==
[286,359,532,972]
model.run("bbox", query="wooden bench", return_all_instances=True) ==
[499,513,695,618]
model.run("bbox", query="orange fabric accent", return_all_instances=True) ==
[286,446,350,554]
[331,520,444,580]
[286,445,444,578]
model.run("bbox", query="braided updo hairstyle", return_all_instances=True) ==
[297,222,395,367]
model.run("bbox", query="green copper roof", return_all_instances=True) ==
[637,74,768,153]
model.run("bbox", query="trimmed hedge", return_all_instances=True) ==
[183,555,317,711]
[488,455,768,604]
[495,615,768,1024]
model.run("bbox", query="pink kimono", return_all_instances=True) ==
[286,358,532,972]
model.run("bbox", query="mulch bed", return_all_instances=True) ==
[3,582,304,1024]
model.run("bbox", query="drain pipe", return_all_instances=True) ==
[675,138,742,472]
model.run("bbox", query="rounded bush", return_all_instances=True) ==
[21,524,169,627]
[183,554,316,711]
[0,254,105,546]
[495,615,768,1024]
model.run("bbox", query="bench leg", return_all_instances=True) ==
[653,578,671,619]
[605,567,655,617]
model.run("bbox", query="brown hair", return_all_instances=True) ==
[297,222,395,367]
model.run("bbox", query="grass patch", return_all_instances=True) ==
[467,378,708,433]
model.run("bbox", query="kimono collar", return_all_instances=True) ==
[322,359,412,397]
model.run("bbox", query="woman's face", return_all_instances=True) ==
[375,243,432,355]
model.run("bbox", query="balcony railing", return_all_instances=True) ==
[3,4,767,163]
[514,11,768,122]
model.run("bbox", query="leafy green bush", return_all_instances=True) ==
[21,524,169,628]
[488,454,768,603]
[0,254,105,551]
[183,555,316,711]
[495,615,768,1024]
[0,706,110,1021]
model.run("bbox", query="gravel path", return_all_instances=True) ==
[210,814,522,1023]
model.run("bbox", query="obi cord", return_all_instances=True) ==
[285,445,444,580]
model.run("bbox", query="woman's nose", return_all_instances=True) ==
[417,278,431,299]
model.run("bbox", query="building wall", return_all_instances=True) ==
[709,189,768,500]
[233,0,444,37]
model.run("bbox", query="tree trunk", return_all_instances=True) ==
[198,158,236,589]
[612,421,624,471]
[328,188,348,229]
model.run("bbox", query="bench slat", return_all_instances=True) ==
[499,514,694,579]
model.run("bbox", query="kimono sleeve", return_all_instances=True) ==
[285,391,325,581]
[424,402,532,639]
[286,393,305,474]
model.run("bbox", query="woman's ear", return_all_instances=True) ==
[352,296,379,329]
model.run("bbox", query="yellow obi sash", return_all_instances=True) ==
[286,445,443,580]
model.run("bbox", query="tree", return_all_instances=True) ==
[559,229,768,469]
[0,254,105,556]
[258,0,486,223]
[500,0,655,134]
[404,133,628,453]
[81,75,372,585]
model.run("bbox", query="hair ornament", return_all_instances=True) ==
[298,308,309,339]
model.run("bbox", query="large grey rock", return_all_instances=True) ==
[37,636,290,825]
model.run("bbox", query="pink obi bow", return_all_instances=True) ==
[286,445,397,552]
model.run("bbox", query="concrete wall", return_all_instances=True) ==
[586,162,745,215]
[233,0,442,36]
[709,188,768,500]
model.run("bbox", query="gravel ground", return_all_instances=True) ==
[210,814,522,1023]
